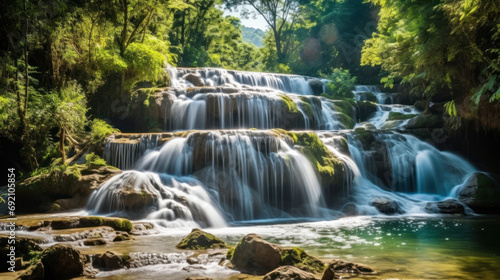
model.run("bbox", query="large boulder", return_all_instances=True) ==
[406,114,444,129]
[93,251,127,271]
[264,266,319,280]
[41,244,85,279]
[176,228,227,250]
[321,259,376,280]
[17,165,121,213]
[424,199,465,215]
[229,233,325,275]
[371,197,404,215]
[356,101,377,122]
[230,233,283,275]
[308,79,324,95]
[184,73,205,87]
[458,173,500,213]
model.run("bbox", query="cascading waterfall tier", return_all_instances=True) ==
[162,87,352,131]
[89,69,487,227]
[90,130,337,226]
[168,67,328,95]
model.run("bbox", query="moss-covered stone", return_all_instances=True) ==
[387,112,418,121]
[406,114,444,129]
[353,128,375,149]
[17,165,120,213]
[280,94,299,113]
[79,217,133,232]
[459,173,500,213]
[356,92,378,102]
[299,97,315,121]
[336,112,355,129]
[356,101,377,122]
[280,247,325,274]
[176,228,227,250]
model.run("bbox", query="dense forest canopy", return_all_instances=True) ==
[0,0,499,174]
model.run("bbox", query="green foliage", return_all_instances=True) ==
[280,94,299,113]
[90,119,120,145]
[362,0,500,125]
[85,153,107,166]
[322,68,357,99]
[444,100,457,117]
[124,42,166,84]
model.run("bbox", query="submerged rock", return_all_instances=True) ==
[458,173,500,214]
[176,228,227,250]
[264,265,319,280]
[321,259,376,280]
[41,244,85,279]
[424,199,465,215]
[371,197,404,215]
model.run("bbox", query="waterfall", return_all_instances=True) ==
[91,67,487,226]
[93,131,328,227]
[169,67,325,95]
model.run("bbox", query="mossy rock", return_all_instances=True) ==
[336,112,355,129]
[406,114,444,129]
[459,173,500,213]
[176,228,227,250]
[291,132,345,186]
[356,101,377,122]
[387,112,418,121]
[299,97,315,121]
[356,91,378,102]
[280,247,325,274]
[280,94,299,113]
[353,128,375,149]
[332,99,356,117]
[41,244,85,279]
[414,100,427,111]
[78,217,133,232]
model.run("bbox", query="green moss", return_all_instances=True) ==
[332,100,355,117]
[294,132,344,185]
[226,247,235,260]
[176,228,227,250]
[280,94,298,113]
[280,247,326,274]
[336,112,355,129]
[354,127,375,149]
[299,99,314,120]
[387,112,418,121]
[78,216,133,232]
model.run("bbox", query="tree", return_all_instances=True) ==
[226,0,300,63]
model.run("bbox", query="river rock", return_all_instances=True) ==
[458,173,500,213]
[356,92,378,102]
[230,233,282,275]
[341,203,359,216]
[93,251,126,271]
[322,259,376,279]
[83,238,107,246]
[113,232,133,242]
[371,197,404,215]
[18,261,45,280]
[308,79,324,95]
[41,244,85,279]
[406,114,444,129]
[424,199,465,214]
[176,228,227,250]
[184,73,205,87]
[356,101,377,122]
[17,165,121,213]
[264,265,319,280]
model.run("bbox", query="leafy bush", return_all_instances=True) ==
[322,68,357,99]
[90,119,119,145]
[85,152,107,166]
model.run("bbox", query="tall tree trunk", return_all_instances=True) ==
[273,30,284,63]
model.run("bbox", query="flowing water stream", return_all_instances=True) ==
[4,68,498,279]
